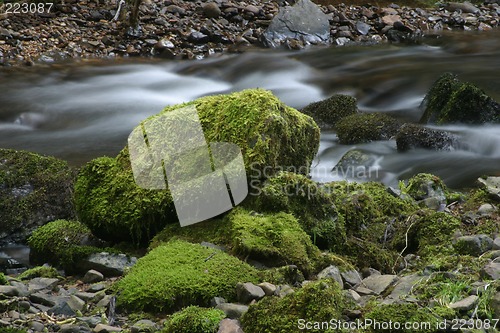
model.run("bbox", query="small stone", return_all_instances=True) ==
[211,297,227,307]
[87,283,106,292]
[83,269,104,283]
[166,5,185,15]
[257,282,277,296]
[481,262,500,280]
[355,21,371,35]
[275,284,294,297]
[317,265,344,289]
[382,15,402,26]
[355,286,376,296]
[31,321,45,332]
[493,237,500,250]
[449,295,479,311]
[359,275,398,295]
[341,270,362,288]
[245,5,261,15]
[30,292,57,307]
[94,324,122,332]
[189,31,210,44]
[216,303,249,319]
[131,319,158,333]
[28,277,59,292]
[454,235,494,256]
[203,2,221,18]
[96,294,114,308]
[0,285,19,297]
[68,295,85,312]
[75,291,97,301]
[478,22,493,30]
[236,282,265,304]
[478,203,497,215]
[48,301,76,316]
[344,289,361,302]
[218,318,244,333]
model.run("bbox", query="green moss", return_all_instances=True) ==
[115,239,259,313]
[226,208,321,276]
[0,329,28,333]
[300,94,359,128]
[162,306,226,333]
[28,219,113,273]
[0,149,75,242]
[0,273,7,285]
[258,265,305,285]
[420,73,462,124]
[335,112,401,144]
[75,89,320,244]
[364,303,440,332]
[241,279,345,333]
[248,171,346,250]
[406,173,447,200]
[17,266,60,280]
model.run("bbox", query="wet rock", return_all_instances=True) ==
[300,94,358,128]
[477,176,500,201]
[454,235,494,256]
[335,112,402,144]
[218,318,244,333]
[317,265,344,289]
[333,150,378,180]
[481,262,500,280]
[262,0,330,47]
[216,303,249,319]
[449,295,479,311]
[236,282,265,303]
[203,3,221,18]
[396,123,457,151]
[358,274,398,295]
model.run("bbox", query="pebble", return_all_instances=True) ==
[203,2,221,18]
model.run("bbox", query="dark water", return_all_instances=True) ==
[1,30,500,189]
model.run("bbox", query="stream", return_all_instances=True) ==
[1,29,500,191]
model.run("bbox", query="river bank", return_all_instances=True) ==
[0,0,499,65]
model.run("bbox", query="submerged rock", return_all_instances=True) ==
[0,149,75,245]
[261,0,330,48]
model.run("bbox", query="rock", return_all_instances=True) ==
[341,270,362,288]
[396,123,457,151]
[406,173,447,210]
[317,265,343,289]
[358,274,398,295]
[333,150,378,180]
[478,204,497,215]
[275,284,295,297]
[236,282,265,304]
[354,286,376,296]
[481,262,500,280]
[344,289,361,302]
[30,321,45,332]
[335,112,402,144]
[87,283,106,293]
[94,324,122,333]
[478,176,500,201]
[420,73,500,124]
[68,295,85,312]
[491,292,500,319]
[218,318,244,333]
[216,303,249,319]
[80,253,137,277]
[211,296,227,307]
[189,31,210,44]
[245,5,261,15]
[300,94,358,128]
[444,2,480,14]
[83,269,104,283]
[257,282,277,296]
[493,237,500,250]
[166,5,185,15]
[356,21,371,35]
[0,149,75,245]
[75,291,97,301]
[203,3,221,18]
[449,295,479,311]
[131,319,158,333]
[384,274,426,304]
[28,277,59,292]
[96,294,114,308]
[60,324,93,333]
[262,0,330,47]
[48,301,76,316]
[75,90,319,243]
[0,285,19,297]
[454,235,494,256]
[382,14,401,26]
[30,292,58,307]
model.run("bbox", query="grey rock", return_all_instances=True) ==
[445,1,480,14]
[354,286,376,296]
[48,301,76,316]
[203,3,221,18]
[358,274,398,295]
[83,269,104,283]
[216,303,249,319]
[454,235,494,256]
[60,324,93,333]
[491,292,500,319]
[317,265,344,289]
[275,284,295,297]
[236,282,265,303]
[87,283,106,292]
[131,319,158,333]
[96,294,114,308]
[488,250,500,260]
[94,324,122,332]
[189,31,210,44]
[384,274,427,304]
[211,296,227,307]
[481,262,500,280]
[257,282,277,296]
[478,177,500,201]
[9,280,29,296]
[166,5,185,15]
[80,253,136,277]
[356,21,371,35]
[341,270,362,288]
[75,291,98,301]
[75,316,102,329]
[28,277,59,292]
[449,295,479,311]
[68,295,86,312]
[494,237,500,250]
[30,292,58,306]
[344,289,361,302]
[262,0,330,47]
[31,321,45,332]
[0,285,19,297]
[478,204,497,215]
[218,318,244,333]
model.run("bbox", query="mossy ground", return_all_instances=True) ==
[162,306,226,333]
[115,239,259,313]
[364,303,440,333]
[17,266,60,280]
[241,279,346,333]
[335,112,401,144]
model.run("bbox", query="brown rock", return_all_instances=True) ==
[203,2,222,18]
[382,14,401,26]
[218,318,244,333]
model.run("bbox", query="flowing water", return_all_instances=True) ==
[1,30,500,189]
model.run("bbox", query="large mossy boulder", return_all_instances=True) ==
[249,171,346,251]
[115,239,259,313]
[28,219,110,274]
[420,73,500,124]
[0,149,75,245]
[395,123,457,151]
[335,112,402,144]
[300,94,358,128]
[75,89,320,244]
[241,279,345,333]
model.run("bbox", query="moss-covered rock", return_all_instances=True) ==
[249,171,345,250]
[420,73,500,124]
[115,239,259,313]
[395,123,457,151]
[28,219,110,274]
[241,279,345,333]
[0,149,75,245]
[404,173,450,208]
[75,89,320,244]
[300,94,358,128]
[17,266,60,280]
[335,112,402,144]
[162,306,226,333]
[0,273,7,285]
[364,303,440,332]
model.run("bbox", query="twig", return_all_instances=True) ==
[392,215,415,273]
